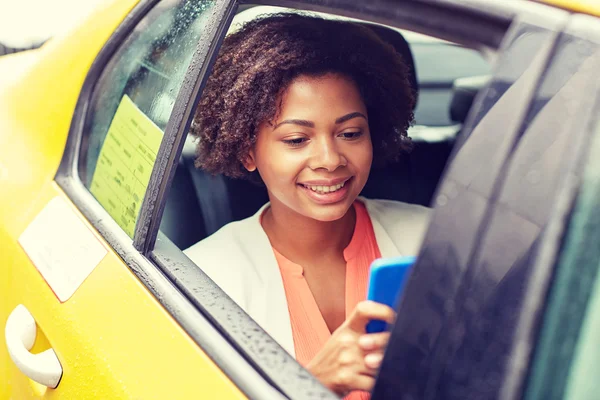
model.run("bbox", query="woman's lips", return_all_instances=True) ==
[298,177,352,205]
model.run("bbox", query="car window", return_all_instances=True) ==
[373,20,565,398]
[79,0,216,237]
[411,41,490,127]
[429,26,600,399]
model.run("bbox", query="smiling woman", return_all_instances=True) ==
[190,13,415,181]
[247,74,373,223]
[184,13,431,398]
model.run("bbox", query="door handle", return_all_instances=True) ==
[5,304,63,388]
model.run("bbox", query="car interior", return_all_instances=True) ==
[159,7,490,250]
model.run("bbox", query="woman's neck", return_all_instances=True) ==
[261,200,356,265]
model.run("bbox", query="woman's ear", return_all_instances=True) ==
[242,149,257,172]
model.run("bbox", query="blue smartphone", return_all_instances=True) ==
[366,256,416,333]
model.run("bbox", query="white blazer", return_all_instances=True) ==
[185,197,431,357]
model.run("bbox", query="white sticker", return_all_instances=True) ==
[19,197,108,302]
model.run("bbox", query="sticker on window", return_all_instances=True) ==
[90,95,163,237]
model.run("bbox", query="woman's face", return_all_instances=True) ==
[246,73,373,222]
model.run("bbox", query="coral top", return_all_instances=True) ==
[272,201,381,400]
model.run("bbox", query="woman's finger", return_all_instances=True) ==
[364,351,384,370]
[348,301,396,332]
[358,332,391,351]
[349,374,377,392]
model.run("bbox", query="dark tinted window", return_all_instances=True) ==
[374,22,563,400]
[435,31,600,399]
[411,42,490,126]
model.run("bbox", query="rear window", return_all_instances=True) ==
[411,41,491,126]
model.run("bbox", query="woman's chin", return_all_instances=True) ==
[301,200,356,222]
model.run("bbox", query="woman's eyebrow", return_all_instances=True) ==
[273,112,367,130]
[335,112,367,124]
[273,119,315,129]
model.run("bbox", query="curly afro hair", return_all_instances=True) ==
[191,13,416,181]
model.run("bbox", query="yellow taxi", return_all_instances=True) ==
[1,0,600,399]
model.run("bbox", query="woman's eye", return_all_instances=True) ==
[339,131,363,140]
[282,137,307,147]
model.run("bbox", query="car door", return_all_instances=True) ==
[373,2,575,399]
[432,13,600,400]
[375,4,600,400]
[0,0,256,398]
[508,13,600,400]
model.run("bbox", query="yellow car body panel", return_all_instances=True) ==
[0,0,244,398]
[538,0,600,17]
[1,185,244,400]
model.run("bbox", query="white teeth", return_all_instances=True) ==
[304,180,347,194]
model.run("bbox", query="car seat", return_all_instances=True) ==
[160,23,453,250]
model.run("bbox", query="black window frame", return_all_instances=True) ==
[53,0,571,399]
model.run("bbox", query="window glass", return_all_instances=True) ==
[373,23,561,399]
[431,31,600,399]
[410,40,491,127]
[80,0,215,237]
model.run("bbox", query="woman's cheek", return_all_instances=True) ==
[349,141,373,173]
[260,155,300,195]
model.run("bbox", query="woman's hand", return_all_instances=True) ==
[306,301,396,396]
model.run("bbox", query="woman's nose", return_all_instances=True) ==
[310,137,347,171]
